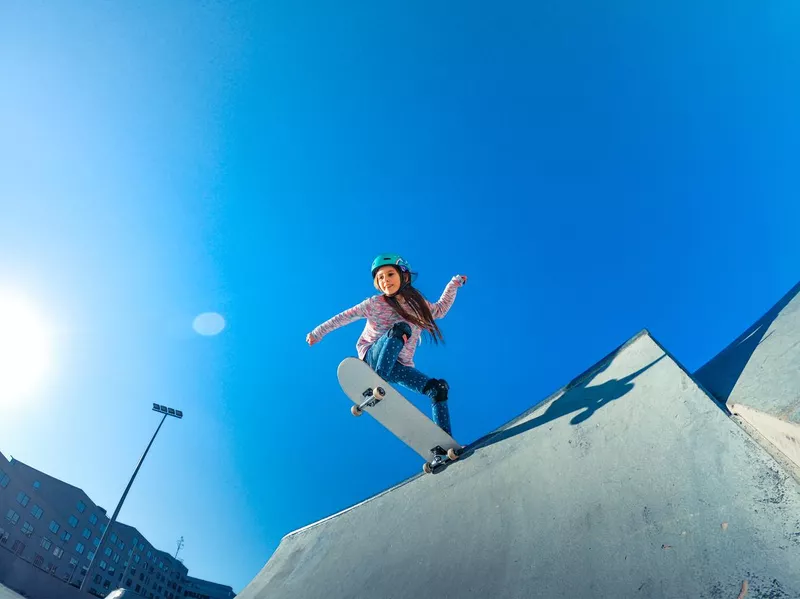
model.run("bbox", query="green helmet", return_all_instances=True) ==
[370,253,417,286]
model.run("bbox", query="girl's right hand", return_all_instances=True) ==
[306,333,320,346]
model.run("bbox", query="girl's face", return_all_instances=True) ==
[375,266,403,295]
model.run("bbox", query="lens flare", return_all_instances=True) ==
[193,312,226,336]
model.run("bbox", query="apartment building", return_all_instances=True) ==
[0,451,235,598]
[184,576,236,599]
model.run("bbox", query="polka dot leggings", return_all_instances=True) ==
[364,324,452,436]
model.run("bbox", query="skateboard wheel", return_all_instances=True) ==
[373,387,386,399]
[447,448,459,461]
[424,460,447,474]
[351,405,363,417]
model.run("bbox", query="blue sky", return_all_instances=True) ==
[1,0,798,593]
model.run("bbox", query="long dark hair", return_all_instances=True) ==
[382,271,445,344]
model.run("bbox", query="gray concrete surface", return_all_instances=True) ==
[0,583,24,599]
[238,330,800,599]
[695,281,800,469]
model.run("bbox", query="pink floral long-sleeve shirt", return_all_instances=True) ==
[310,277,462,367]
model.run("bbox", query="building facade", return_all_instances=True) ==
[0,451,235,598]
[184,576,237,599]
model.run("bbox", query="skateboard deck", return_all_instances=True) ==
[337,357,461,473]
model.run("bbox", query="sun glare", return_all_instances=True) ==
[0,290,52,404]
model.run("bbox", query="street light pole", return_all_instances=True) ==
[174,536,184,559]
[80,404,183,592]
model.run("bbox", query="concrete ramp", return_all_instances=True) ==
[239,331,800,599]
[695,281,800,470]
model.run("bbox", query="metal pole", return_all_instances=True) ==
[117,541,140,592]
[80,413,167,591]
[174,536,184,559]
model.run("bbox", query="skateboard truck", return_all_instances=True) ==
[423,445,461,474]
[351,386,386,417]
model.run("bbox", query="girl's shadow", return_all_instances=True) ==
[465,353,666,455]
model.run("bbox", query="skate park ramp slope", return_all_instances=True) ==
[238,330,800,599]
[695,280,800,469]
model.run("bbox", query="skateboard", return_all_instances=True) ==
[337,357,463,474]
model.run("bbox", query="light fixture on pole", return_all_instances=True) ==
[80,404,183,591]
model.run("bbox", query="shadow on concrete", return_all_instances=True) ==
[464,353,666,456]
[693,281,800,404]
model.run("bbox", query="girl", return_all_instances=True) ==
[306,253,467,436]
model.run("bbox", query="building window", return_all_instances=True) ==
[75,542,85,554]
[93,537,100,547]
[110,533,117,543]
[21,521,34,537]
[61,530,71,542]
[49,520,60,534]
[40,537,52,550]
[11,540,25,555]
[82,528,91,539]
[6,510,20,525]
[108,566,115,577]
[16,492,30,507]
[68,515,78,528]
[0,531,9,544]
[30,505,43,520]
[34,554,44,568]
[89,513,98,525]
[100,560,107,570]
[0,470,9,488]
[88,550,95,561]
[53,546,64,558]
[76,500,86,513]
[33,480,41,490]
[104,547,112,557]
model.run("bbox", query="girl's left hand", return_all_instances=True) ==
[455,275,468,287]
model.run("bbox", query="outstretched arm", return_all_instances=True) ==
[307,298,371,345]
[429,275,467,319]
